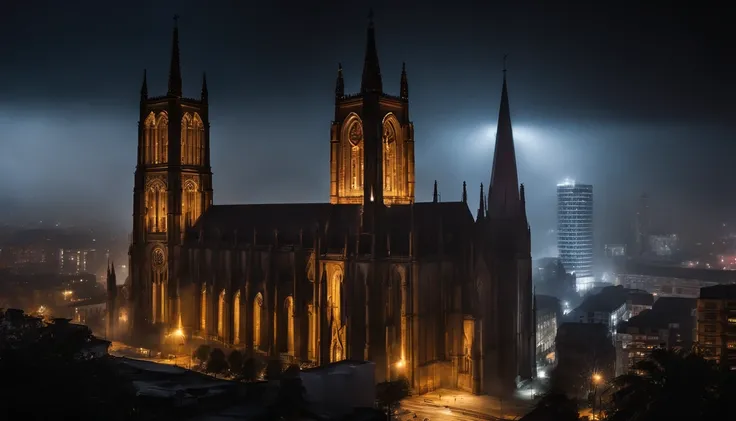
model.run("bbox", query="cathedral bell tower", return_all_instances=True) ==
[329,13,415,206]
[130,17,213,337]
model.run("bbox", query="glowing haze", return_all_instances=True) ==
[0,1,733,257]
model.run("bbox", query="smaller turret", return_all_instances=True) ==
[433,180,439,203]
[477,183,486,221]
[201,72,208,103]
[335,63,345,99]
[400,62,408,100]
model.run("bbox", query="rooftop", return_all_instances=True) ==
[617,259,736,284]
[700,284,736,300]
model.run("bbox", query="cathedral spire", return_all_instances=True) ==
[140,69,148,99]
[488,59,520,218]
[360,9,383,94]
[335,63,345,99]
[462,181,468,204]
[167,15,183,98]
[433,180,438,203]
[477,183,486,220]
[201,72,208,102]
[400,62,409,100]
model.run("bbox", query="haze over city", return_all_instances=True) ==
[1,0,734,257]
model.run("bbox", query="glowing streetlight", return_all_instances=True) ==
[173,328,184,338]
[395,359,405,369]
[592,373,602,383]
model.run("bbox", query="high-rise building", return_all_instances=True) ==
[635,193,650,256]
[557,180,594,292]
[696,285,736,370]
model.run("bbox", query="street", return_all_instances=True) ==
[398,388,534,421]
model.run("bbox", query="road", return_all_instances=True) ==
[398,389,533,421]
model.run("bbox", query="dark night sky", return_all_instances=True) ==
[0,0,734,256]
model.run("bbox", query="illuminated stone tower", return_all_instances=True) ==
[329,14,415,205]
[129,18,213,337]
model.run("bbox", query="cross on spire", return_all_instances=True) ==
[503,54,508,74]
[174,14,180,26]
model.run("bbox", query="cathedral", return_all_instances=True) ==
[113,17,535,395]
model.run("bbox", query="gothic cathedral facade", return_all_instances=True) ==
[119,18,535,396]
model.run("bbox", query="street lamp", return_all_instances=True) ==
[592,373,603,419]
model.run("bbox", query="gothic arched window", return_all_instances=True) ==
[383,120,397,193]
[348,121,363,191]
[181,179,200,228]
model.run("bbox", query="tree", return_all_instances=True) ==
[265,358,283,381]
[193,344,211,365]
[376,376,410,421]
[521,392,579,421]
[206,347,228,375]
[240,357,260,382]
[268,364,308,420]
[228,349,244,374]
[608,347,719,421]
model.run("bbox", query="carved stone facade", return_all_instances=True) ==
[123,18,534,396]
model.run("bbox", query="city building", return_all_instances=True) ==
[648,234,679,258]
[118,18,535,395]
[604,244,626,258]
[696,285,736,370]
[628,291,654,317]
[634,193,650,257]
[614,259,736,299]
[534,295,560,368]
[533,258,576,301]
[615,297,696,376]
[569,286,629,334]
[556,180,594,292]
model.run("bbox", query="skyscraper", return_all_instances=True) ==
[635,193,650,256]
[557,180,594,292]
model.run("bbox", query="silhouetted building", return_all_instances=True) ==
[556,181,594,292]
[552,323,615,398]
[697,285,736,370]
[123,17,534,395]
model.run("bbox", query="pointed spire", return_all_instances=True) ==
[201,72,208,102]
[462,181,468,204]
[111,261,116,277]
[433,180,438,203]
[335,63,345,99]
[400,62,409,100]
[488,62,520,218]
[167,15,183,98]
[360,9,383,94]
[140,69,148,99]
[477,183,486,220]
